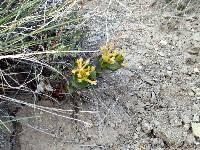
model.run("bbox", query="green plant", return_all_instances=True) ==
[0,1,126,129]
[0,119,11,133]
[100,45,125,71]
[0,0,84,55]
[68,44,126,92]
[0,0,126,93]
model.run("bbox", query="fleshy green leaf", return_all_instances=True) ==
[116,54,124,63]
[107,62,121,71]
[90,71,97,79]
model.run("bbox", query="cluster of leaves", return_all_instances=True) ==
[69,44,126,92]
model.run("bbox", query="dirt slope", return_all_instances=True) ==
[16,0,200,149]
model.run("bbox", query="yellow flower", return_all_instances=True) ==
[72,58,97,85]
[100,45,119,64]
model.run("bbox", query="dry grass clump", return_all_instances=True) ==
[0,0,126,134]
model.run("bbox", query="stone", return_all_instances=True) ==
[188,47,200,55]
[35,82,45,93]
[166,66,172,70]
[151,91,157,102]
[136,126,141,132]
[183,123,190,131]
[141,75,154,85]
[133,133,139,139]
[185,57,196,65]
[141,120,153,134]
[192,114,199,122]
[194,67,199,73]
[45,84,53,92]
[158,51,165,57]
[167,71,173,76]
[160,40,168,46]
[192,123,200,137]
[194,141,200,145]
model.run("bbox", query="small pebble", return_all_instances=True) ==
[167,71,173,76]
[193,104,199,111]
[133,133,139,139]
[141,121,153,133]
[183,123,190,131]
[158,52,165,57]
[194,67,199,73]
[166,65,172,70]
[193,114,199,122]
[188,47,200,55]
[160,40,168,46]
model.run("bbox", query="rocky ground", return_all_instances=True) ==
[2,0,200,149]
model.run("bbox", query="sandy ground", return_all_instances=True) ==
[8,0,200,149]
